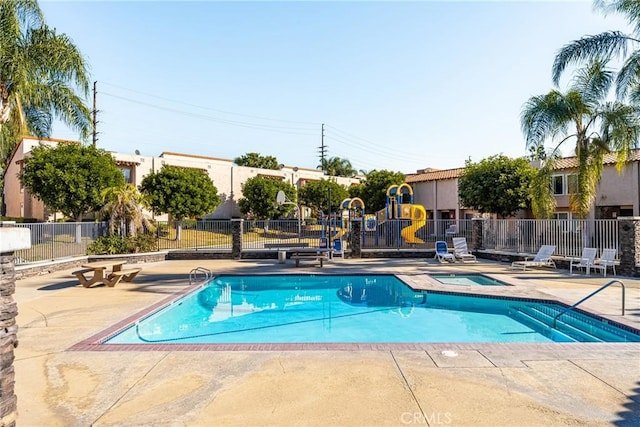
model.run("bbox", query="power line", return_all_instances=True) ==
[101,92,318,136]
[101,81,320,126]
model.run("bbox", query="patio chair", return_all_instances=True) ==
[319,237,329,250]
[510,245,556,271]
[593,248,617,277]
[434,240,456,263]
[452,237,477,263]
[569,247,598,275]
[333,238,344,257]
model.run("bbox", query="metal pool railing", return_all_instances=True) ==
[12,222,108,264]
[155,220,232,251]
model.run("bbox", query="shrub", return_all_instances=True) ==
[87,234,157,255]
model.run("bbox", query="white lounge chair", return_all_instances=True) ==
[434,241,456,263]
[452,237,477,262]
[570,247,598,275]
[510,245,556,271]
[593,248,617,277]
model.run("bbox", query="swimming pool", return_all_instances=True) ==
[103,274,640,345]
[430,273,508,286]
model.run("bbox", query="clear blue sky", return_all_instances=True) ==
[40,0,632,174]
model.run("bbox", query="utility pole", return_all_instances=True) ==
[92,81,98,146]
[318,123,327,173]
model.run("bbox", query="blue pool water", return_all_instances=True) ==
[430,274,508,286]
[105,275,640,344]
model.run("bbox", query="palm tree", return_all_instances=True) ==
[552,0,640,102]
[0,0,91,168]
[100,184,154,237]
[318,156,357,177]
[522,60,640,218]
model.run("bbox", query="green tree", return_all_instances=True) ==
[521,61,639,218]
[233,152,279,169]
[238,176,296,219]
[0,0,91,184]
[139,165,220,240]
[552,0,640,102]
[298,179,348,217]
[458,155,536,218]
[348,169,405,213]
[318,156,357,177]
[100,183,154,237]
[19,143,124,221]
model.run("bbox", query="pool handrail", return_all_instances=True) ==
[552,279,625,328]
[189,267,212,285]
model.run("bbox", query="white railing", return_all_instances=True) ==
[481,219,618,259]
[9,218,621,263]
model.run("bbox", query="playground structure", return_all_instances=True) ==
[382,183,426,244]
[332,197,365,240]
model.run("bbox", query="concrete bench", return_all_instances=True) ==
[290,252,327,267]
[109,268,142,281]
[264,243,309,249]
[104,268,143,287]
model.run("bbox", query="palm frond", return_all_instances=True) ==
[597,101,640,167]
[569,144,605,218]
[25,26,90,95]
[529,160,556,219]
[569,60,614,105]
[520,90,576,147]
[552,31,635,85]
[594,0,640,36]
[615,50,640,100]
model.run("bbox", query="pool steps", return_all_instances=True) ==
[510,305,639,343]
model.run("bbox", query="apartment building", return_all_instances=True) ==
[2,137,362,221]
[406,150,640,220]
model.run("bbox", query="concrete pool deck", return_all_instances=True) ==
[13,257,640,426]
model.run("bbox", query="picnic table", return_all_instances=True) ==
[72,260,142,287]
[289,247,330,267]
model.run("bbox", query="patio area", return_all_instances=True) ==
[13,257,640,426]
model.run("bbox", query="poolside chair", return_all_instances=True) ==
[333,238,344,257]
[510,245,556,271]
[434,241,456,263]
[452,237,477,263]
[319,237,329,250]
[593,248,617,277]
[569,247,598,275]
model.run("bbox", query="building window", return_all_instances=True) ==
[120,166,133,184]
[567,174,578,194]
[551,175,565,195]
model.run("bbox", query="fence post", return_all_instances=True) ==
[231,219,243,260]
[618,217,640,276]
[471,218,485,251]
[350,219,362,258]
[0,226,30,427]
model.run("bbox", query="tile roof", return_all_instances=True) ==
[552,149,640,170]
[406,167,466,183]
[406,149,640,183]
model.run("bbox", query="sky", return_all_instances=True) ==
[39,0,633,175]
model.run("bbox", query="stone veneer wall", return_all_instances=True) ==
[618,217,640,277]
[0,227,29,427]
[0,254,18,427]
[231,219,243,260]
[349,220,362,258]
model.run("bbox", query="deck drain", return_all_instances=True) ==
[441,350,458,357]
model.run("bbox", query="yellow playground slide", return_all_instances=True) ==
[400,204,426,244]
[333,228,347,239]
